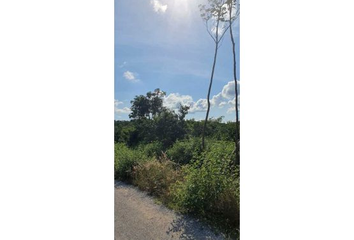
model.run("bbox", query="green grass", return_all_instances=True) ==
[115,140,240,239]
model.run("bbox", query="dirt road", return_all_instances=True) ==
[115,181,225,240]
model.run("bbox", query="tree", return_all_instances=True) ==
[199,0,230,149]
[127,89,190,148]
[178,104,190,121]
[225,0,240,164]
[154,108,185,148]
[147,88,166,118]
[129,88,166,120]
[129,95,151,119]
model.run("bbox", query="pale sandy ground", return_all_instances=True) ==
[115,181,226,240]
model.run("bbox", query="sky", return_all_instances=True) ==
[115,0,240,122]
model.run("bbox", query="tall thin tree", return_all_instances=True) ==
[199,0,230,149]
[226,0,240,164]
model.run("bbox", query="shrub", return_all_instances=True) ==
[216,176,240,228]
[171,141,239,230]
[132,153,181,204]
[166,138,202,165]
[154,109,185,148]
[114,143,148,182]
[138,141,164,158]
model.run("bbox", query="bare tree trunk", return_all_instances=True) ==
[202,15,221,150]
[229,1,239,164]
[202,43,219,149]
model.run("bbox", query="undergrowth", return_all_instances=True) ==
[114,140,240,239]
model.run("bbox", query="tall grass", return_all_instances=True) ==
[171,141,240,232]
[114,143,148,182]
[115,140,240,237]
[132,153,182,204]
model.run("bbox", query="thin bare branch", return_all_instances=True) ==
[217,23,231,43]
[204,22,216,42]
[218,34,226,49]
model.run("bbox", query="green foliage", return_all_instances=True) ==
[178,104,190,121]
[138,141,164,157]
[127,118,156,146]
[154,108,186,148]
[114,139,240,235]
[114,143,149,182]
[185,118,239,142]
[171,141,239,230]
[115,88,240,236]
[129,95,151,119]
[114,120,135,143]
[129,88,166,120]
[115,119,239,149]
[120,89,192,148]
[147,88,166,117]
[166,138,202,165]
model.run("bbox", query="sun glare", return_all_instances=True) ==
[169,0,193,19]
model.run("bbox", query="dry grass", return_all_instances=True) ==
[132,153,182,204]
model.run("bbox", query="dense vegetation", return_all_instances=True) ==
[114,89,240,238]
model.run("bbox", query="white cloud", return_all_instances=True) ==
[211,92,224,107]
[194,80,240,112]
[207,80,240,109]
[114,99,131,114]
[162,81,240,114]
[226,95,240,114]
[163,93,207,113]
[163,93,194,110]
[114,99,123,106]
[211,22,228,37]
[115,107,131,114]
[221,80,240,99]
[123,71,139,82]
[114,80,240,119]
[190,99,208,113]
[150,0,167,13]
[219,101,227,108]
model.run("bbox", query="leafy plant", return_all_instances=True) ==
[166,138,202,165]
[114,143,148,182]
[171,141,239,230]
[138,141,164,157]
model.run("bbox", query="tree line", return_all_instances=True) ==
[115,88,239,154]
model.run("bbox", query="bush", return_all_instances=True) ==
[154,109,185,148]
[138,141,164,157]
[166,138,202,165]
[132,153,181,204]
[171,141,239,230]
[215,177,240,228]
[114,143,148,182]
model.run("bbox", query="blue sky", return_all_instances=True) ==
[115,0,240,122]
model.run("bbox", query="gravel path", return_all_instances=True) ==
[114,181,225,240]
